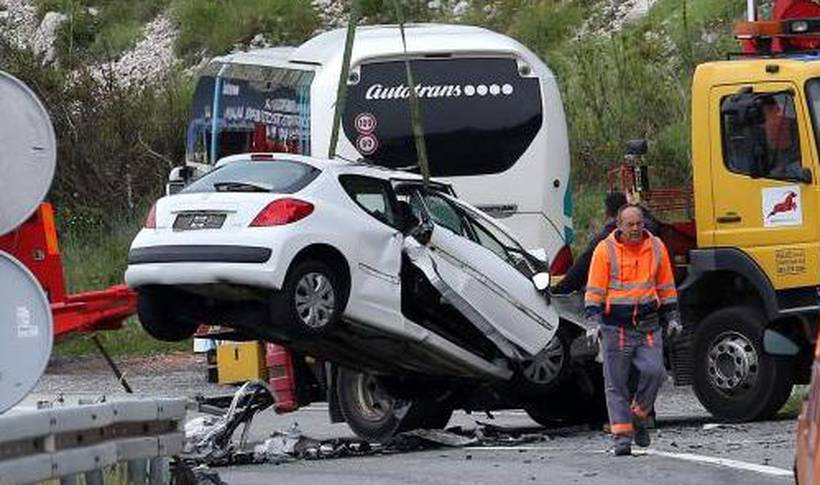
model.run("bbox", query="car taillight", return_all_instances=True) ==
[144,203,157,229]
[250,198,314,227]
[549,244,573,276]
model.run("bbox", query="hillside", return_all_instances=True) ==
[0,0,748,231]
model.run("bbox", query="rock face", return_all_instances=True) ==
[578,0,659,38]
[0,0,38,49]
[91,14,179,89]
[31,11,66,63]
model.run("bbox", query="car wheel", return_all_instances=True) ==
[136,287,200,342]
[516,330,571,396]
[271,260,344,337]
[336,367,442,442]
[524,363,607,427]
[692,306,794,421]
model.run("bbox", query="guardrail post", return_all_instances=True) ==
[85,468,104,485]
[127,459,148,484]
[148,457,168,485]
[60,475,81,485]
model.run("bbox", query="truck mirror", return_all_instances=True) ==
[625,139,648,156]
[799,167,813,184]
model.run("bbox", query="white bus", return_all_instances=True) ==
[184,24,574,273]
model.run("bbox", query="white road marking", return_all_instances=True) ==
[464,446,569,451]
[636,449,792,477]
[463,445,792,478]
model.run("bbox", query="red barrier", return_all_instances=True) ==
[1,203,138,339]
[265,343,299,413]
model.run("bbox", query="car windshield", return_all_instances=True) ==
[182,160,320,194]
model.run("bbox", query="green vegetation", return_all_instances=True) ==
[781,385,809,417]
[53,319,192,357]
[171,0,320,59]
[501,0,745,186]
[35,0,170,64]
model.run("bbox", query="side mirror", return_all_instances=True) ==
[532,272,551,292]
[410,221,434,245]
[166,165,195,195]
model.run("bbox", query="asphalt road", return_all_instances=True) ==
[19,353,799,485]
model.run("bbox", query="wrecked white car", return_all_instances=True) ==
[126,153,604,440]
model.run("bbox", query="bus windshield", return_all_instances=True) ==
[186,63,314,164]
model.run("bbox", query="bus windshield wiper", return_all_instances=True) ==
[213,181,272,192]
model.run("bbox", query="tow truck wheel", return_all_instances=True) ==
[271,260,344,337]
[136,286,200,342]
[692,306,794,421]
[336,367,449,442]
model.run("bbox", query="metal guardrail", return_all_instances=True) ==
[0,398,186,485]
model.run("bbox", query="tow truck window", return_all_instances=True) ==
[805,79,820,160]
[721,91,804,182]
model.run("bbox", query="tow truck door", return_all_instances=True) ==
[707,82,818,289]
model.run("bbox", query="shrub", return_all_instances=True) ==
[171,0,320,58]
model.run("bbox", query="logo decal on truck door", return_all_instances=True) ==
[762,185,802,227]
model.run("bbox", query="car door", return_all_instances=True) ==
[336,174,405,329]
[406,188,557,357]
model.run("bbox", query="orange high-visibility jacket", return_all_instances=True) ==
[584,229,678,327]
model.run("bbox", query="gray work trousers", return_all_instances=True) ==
[600,324,666,445]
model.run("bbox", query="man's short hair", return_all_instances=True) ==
[605,192,628,217]
[616,203,645,223]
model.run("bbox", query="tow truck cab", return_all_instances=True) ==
[640,3,820,421]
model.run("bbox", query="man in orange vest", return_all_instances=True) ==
[584,204,683,456]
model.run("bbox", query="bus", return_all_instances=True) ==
[183,24,574,272]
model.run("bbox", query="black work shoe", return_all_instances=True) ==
[633,418,650,447]
[613,443,632,456]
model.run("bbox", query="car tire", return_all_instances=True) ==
[336,367,444,442]
[136,287,200,342]
[271,260,344,337]
[524,364,608,427]
[692,305,794,421]
[514,329,572,396]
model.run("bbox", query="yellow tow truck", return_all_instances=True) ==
[630,0,820,420]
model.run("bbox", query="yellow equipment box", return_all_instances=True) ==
[216,341,268,384]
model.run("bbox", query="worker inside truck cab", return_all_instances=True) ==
[762,95,803,180]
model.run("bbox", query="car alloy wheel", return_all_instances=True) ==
[522,334,565,385]
[294,272,336,329]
